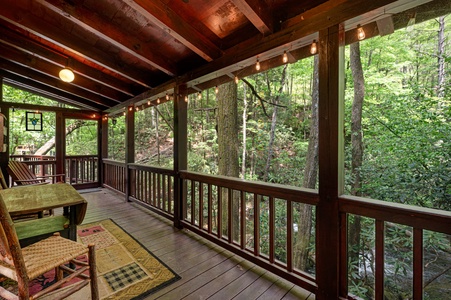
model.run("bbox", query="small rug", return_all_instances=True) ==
[2,219,180,300]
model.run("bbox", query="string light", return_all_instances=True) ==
[357,24,365,40]
[157,98,160,104]
[255,58,260,71]
[184,96,188,102]
[310,40,317,54]
[147,100,150,105]
[136,106,139,111]
[215,86,219,94]
[198,92,202,99]
[166,93,169,100]
[235,75,239,84]
[128,106,133,111]
[282,51,288,64]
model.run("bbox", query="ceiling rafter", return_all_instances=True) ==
[230,0,274,34]
[36,0,178,76]
[0,0,152,88]
[123,0,223,62]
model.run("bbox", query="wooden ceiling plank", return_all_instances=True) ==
[123,0,222,62]
[37,0,177,76]
[0,43,125,103]
[0,26,137,97]
[230,0,274,34]
[0,58,116,109]
[2,71,105,111]
[0,0,152,88]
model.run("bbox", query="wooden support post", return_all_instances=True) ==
[125,106,134,202]
[100,115,108,187]
[173,83,187,229]
[0,77,9,186]
[316,23,345,300]
[55,112,64,179]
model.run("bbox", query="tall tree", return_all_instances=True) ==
[217,81,240,240]
[349,41,365,284]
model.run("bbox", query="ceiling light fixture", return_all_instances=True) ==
[59,67,74,82]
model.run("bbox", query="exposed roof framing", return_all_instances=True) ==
[0,0,445,113]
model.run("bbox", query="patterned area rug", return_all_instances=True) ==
[2,219,180,300]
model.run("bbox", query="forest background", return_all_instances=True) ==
[3,15,450,300]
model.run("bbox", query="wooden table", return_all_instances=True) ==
[1,183,87,242]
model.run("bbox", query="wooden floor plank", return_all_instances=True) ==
[78,188,314,300]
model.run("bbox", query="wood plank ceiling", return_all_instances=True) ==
[0,0,444,112]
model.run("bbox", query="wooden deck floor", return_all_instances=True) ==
[80,188,315,300]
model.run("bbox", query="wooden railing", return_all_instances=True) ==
[103,159,127,194]
[10,155,56,177]
[101,162,451,298]
[339,196,451,299]
[65,155,98,184]
[129,164,176,220]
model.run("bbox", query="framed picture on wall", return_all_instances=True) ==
[26,112,43,131]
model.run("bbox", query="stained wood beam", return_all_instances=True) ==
[0,59,114,109]
[37,0,177,76]
[2,71,105,111]
[123,0,222,62]
[230,0,273,34]
[0,25,137,97]
[0,44,126,104]
[0,0,152,88]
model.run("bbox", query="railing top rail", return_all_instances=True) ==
[65,155,98,159]
[339,195,451,235]
[180,170,318,205]
[103,159,126,167]
[128,163,175,175]
[20,160,56,166]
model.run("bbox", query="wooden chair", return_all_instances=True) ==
[0,192,98,300]
[7,161,65,187]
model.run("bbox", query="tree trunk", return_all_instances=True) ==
[349,41,365,283]
[262,65,288,182]
[241,83,247,179]
[294,55,319,270]
[34,120,86,155]
[217,81,240,240]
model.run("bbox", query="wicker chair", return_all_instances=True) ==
[0,193,98,300]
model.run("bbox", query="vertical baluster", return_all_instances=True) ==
[190,180,195,225]
[375,220,385,300]
[413,228,423,299]
[228,188,232,243]
[254,193,260,256]
[240,190,245,249]
[199,182,204,229]
[269,196,275,264]
[208,183,212,234]
[287,200,293,272]
[217,186,222,239]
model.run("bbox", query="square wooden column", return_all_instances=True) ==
[316,23,345,299]
[99,115,108,187]
[173,83,187,229]
[125,106,135,201]
[0,77,10,186]
[55,111,65,178]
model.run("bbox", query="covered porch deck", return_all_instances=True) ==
[80,187,314,300]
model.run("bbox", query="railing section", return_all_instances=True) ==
[10,155,56,177]
[339,196,451,299]
[103,159,126,194]
[180,170,320,293]
[65,155,98,184]
[128,164,176,219]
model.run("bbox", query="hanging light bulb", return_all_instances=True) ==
[59,67,74,82]
[147,100,150,105]
[184,96,188,102]
[128,106,133,111]
[310,40,317,54]
[357,24,365,40]
[215,86,219,94]
[136,106,139,111]
[235,75,239,84]
[198,92,202,99]
[157,98,160,104]
[165,93,169,100]
[255,58,260,71]
[282,51,288,64]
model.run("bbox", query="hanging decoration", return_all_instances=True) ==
[26,112,43,131]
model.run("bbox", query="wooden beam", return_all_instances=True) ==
[0,0,153,88]
[123,0,222,62]
[0,25,138,97]
[0,59,113,109]
[37,0,177,76]
[230,0,273,34]
[0,43,126,103]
